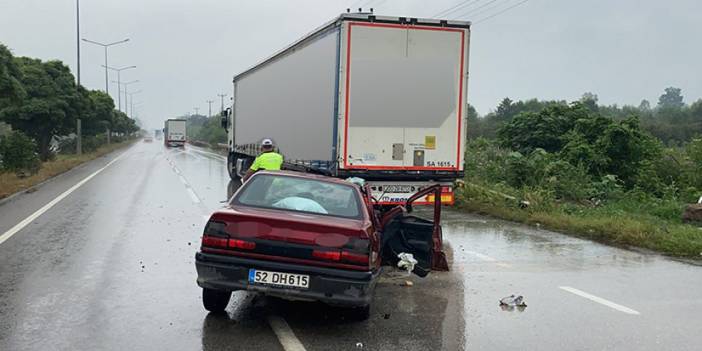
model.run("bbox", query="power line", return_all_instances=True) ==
[474,0,530,24]
[467,0,521,19]
[452,0,502,19]
[433,0,482,18]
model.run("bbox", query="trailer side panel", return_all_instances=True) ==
[233,29,339,162]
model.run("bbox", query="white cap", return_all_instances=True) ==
[261,138,274,147]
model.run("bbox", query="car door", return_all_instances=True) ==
[379,185,449,277]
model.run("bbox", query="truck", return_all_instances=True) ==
[221,13,470,205]
[164,119,186,148]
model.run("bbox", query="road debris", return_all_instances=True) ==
[500,294,527,312]
[397,252,417,275]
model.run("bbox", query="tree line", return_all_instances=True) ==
[467,88,702,145]
[464,88,702,205]
[0,43,138,173]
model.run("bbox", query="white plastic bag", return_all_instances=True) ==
[397,252,418,275]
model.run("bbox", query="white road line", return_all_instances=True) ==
[0,152,127,246]
[186,188,201,204]
[189,147,226,161]
[559,286,641,315]
[184,149,204,160]
[267,315,307,351]
[464,250,512,268]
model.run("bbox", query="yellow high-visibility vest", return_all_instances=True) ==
[249,152,283,171]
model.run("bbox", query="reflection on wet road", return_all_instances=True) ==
[0,142,700,350]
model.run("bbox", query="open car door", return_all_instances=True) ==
[379,185,450,277]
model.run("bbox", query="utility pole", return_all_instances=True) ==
[77,119,82,155]
[76,0,80,86]
[103,65,135,111]
[194,107,200,116]
[206,100,214,117]
[82,37,129,95]
[76,0,81,155]
[217,93,227,112]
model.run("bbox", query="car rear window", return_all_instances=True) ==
[233,174,362,219]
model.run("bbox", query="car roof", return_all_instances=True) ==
[253,170,360,187]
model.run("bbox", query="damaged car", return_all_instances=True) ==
[195,171,448,319]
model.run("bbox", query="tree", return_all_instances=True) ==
[657,87,684,109]
[83,90,115,136]
[0,58,82,160]
[465,103,480,139]
[580,92,599,112]
[0,44,25,107]
[638,99,651,111]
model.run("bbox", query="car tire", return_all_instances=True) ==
[202,288,231,313]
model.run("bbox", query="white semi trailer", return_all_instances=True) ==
[164,119,186,148]
[222,13,470,205]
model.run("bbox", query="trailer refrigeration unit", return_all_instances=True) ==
[164,119,186,148]
[221,13,470,205]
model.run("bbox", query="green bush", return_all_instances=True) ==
[0,130,41,175]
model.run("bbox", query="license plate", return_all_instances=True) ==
[248,269,309,289]
[382,185,416,193]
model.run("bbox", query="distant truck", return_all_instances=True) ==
[154,129,163,140]
[164,119,186,147]
[221,13,470,205]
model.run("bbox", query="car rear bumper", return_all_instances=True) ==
[195,252,379,307]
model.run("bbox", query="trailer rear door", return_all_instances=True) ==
[340,22,467,171]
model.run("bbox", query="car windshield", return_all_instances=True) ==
[233,174,362,219]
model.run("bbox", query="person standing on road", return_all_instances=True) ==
[243,138,283,182]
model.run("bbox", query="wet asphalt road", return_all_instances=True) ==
[1,141,701,350]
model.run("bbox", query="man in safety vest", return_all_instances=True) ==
[243,138,283,181]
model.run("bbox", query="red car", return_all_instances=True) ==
[195,171,448,319]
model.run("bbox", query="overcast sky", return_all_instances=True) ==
[1,0,700,130]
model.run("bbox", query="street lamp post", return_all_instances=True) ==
[127,90,142,117]
[102,65,135,111]
[113,80,139,117]
[82,37,129,94]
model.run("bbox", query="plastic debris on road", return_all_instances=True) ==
[500,294,527,312]
[397,252,418,275]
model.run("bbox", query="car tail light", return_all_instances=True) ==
[202,235,228,248]
[312,249,369,265]
[341,251,369,265]
[228,238,256,250]
[312,250,341,261]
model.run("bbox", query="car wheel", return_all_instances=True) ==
[202,288,231,313]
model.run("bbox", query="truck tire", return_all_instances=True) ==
[202,288,231,313]
[227,154,240,180]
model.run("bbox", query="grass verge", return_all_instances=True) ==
[0,139,136,199]
[455,183,702,259]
